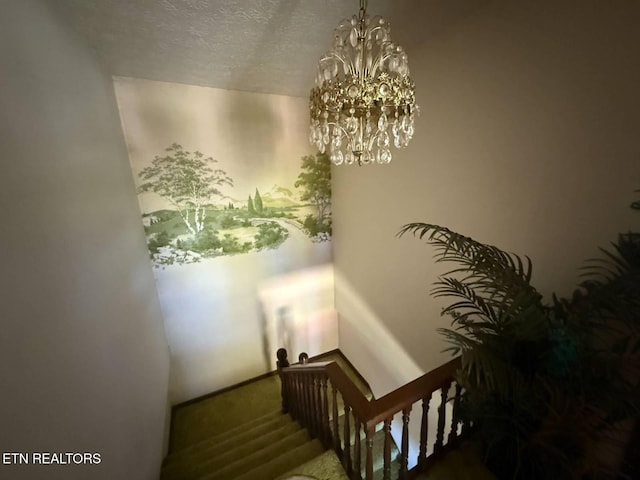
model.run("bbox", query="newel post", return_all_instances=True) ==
[276,348,290,413]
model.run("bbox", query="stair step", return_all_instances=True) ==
[162,420,304,478]
[276,450,349,480]
[209,428,313,480]
[330,411,385,444]
[372,460,401,480]
[371,428,400,469]
[164,412,397,480]
[335,425,400,479]
[164,412,294,468]
[201,409,282,443]
[169,375,282,451]
[168,409,282,457]
[161,351,379,480]
[225,439,325,480]
[164,428,312,480]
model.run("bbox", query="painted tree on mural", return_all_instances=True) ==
[254,188,264,212]
[295,152,332,238]
[138,143,233,235]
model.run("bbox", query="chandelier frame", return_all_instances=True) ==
[309,0,418,166]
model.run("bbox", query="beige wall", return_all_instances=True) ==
[334,1,640,391]
[0,1,170,478]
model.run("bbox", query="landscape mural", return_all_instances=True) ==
[140,143,331,267]
[114,77,337,402]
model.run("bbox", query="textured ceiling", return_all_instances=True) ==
[52,0,485,98]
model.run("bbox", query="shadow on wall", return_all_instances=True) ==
[334,269,424,397]
[334,270,460,469]
[259,264,338,371]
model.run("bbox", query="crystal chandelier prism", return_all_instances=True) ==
[309,0,418,166]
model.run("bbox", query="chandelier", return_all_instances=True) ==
[309,0,418,166]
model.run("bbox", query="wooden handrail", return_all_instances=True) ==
[325,362,372,421]
[277,350,463,480]
[281,355,459,430]
[367,358,460,427]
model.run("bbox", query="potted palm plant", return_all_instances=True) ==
[399,192,639,479]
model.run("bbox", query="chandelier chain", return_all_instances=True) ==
[359,0,367,20]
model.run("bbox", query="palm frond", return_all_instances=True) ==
[580,244,633,282]
[432,277,500,323]
[399,223,547,342]
[398,223,537,298]
[401,189,639,480]
[631,189,640,210]
[439,328,503,391]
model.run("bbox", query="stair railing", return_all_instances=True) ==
[276,349,463,480]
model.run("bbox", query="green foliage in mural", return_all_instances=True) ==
[138,143,233,235]
[148,231,171,255]
[220,213,241,229]
[194,228,222,252]
[176,227,221,253]
[303,214,332,237]
[295,152,332,240]
[139,145,334,266]
[254,222,289,250]
[220,233,252,255]
[254,188,264,212]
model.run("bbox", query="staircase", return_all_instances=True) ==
[160,350,486,480]
[161,410,327,480]
[161,351,384,480]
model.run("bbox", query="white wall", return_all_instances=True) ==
[0,1,170,479]
[113,78,337,403]
[335,1,640,392]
